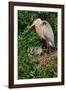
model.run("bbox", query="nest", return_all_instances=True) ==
[37,51,57,69]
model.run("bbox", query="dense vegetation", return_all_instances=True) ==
[18,10,57,79]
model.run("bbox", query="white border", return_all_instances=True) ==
[14,6,62,84]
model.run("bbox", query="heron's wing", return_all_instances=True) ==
[43,24,55,47]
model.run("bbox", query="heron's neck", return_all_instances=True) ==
[35,25,41,31]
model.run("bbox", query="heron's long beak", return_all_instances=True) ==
[27,23,35,32]
[30,23,35,28]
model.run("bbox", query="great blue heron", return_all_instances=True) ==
[29,18,55,53]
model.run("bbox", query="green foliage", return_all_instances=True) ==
[18,10,57,79]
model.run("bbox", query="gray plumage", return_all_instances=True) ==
[29,18,55,47]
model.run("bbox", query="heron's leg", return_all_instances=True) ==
[48,45,51,54]
[46,42,49,54]
[47,43,49,54]
[47,43,51,54]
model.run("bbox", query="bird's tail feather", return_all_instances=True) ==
[49,41,55,47]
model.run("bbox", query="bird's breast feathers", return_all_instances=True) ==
[35,26,45,39]
[35,24,54,47]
